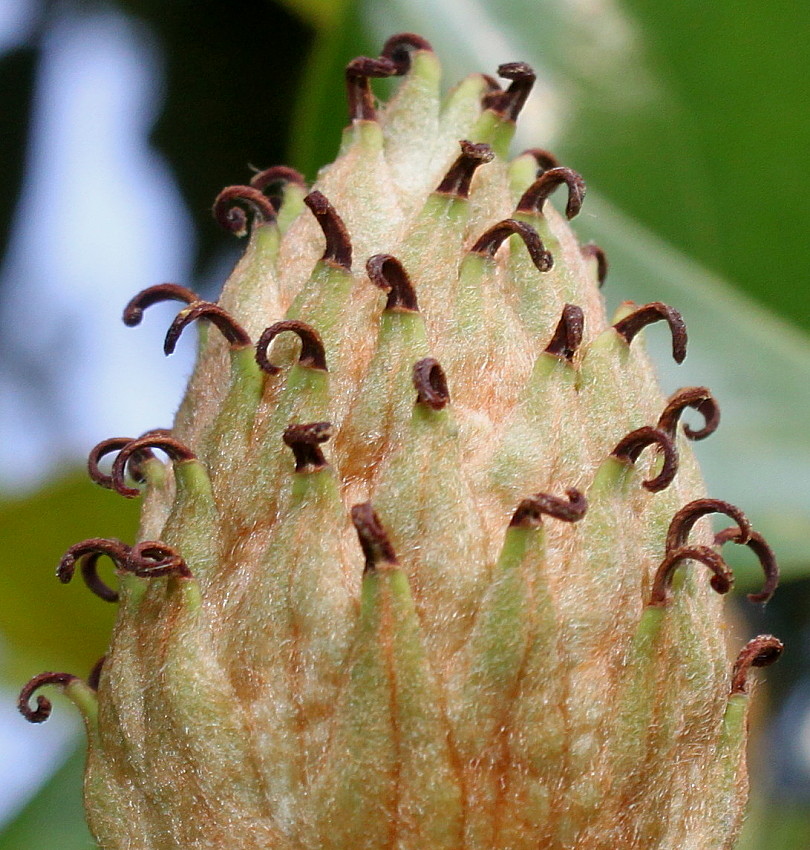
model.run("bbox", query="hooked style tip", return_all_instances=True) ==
[516,166,587,219]
[649,545,734,607]
[412,358,450,410]
[19,672,80,723]
[730,635,784,695]
[666,498,751,555]
[283,422,334,472]
[434,140,494,199]
[581,243,608,287]
[111,436,196,499]
[351,503,399,573]
[611,426,678,492]
[613,301,687,364]
[255,320,328,376]
[715,527,779,605]
[213,185,277,236]
[122,283,199,327]
[127,541,191,579]
[658,387,720,441]
[482,62,536,122]
[345,56,398,122]
[249,165,308,211]
[380,33,433,74]
[470,218,553,273]
[510,488,588,528]
[57,538,130,602]
[164,302,252,356]
[544,304,585,362]
[521,148,561,175]
[304,191,353,271]
[367,254,420,313]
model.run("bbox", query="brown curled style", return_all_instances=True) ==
[127,540,191,579]
[714,527,779,605]
[249,165,308,211]
[434,140,494,199]
[18,672,81,723]
[412,358,450,410]
[345,55,398,122]
[283,422,334,472]
[481,62,536,122]
[87,656,106,692]
[730,635,784,695]
[304,191,352,271]
[611,426,678,492]
[351,502,399,573]
[612,302,688,365]
[122,283,199,327]
[56,538,130,597]
[510,488,588,529]
[366,254,420,312]
[521,148,561,176]
[255,320,328,376]
[469,219,553,273]
[87,430,171,489]
[111,436,196,499]
[212,185,277,236]
[516,166,587,220]
[544,304,585,362]
[657,387,720,441]
[380,33,433,73]
[649,545,734,607]
[665,498,751,555]
[164,302,252,356]
[581,243,608,288]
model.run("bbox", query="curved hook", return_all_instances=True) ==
[581,243,608,287]
[469,218,553,273]
[715,526,779,604]
[510,488,588,528]
[613,302,687,365]
[18,672,80,723]
[212,185,276,236]
[657,387,720,441]
[434,140,494,199]
[380,33,433,73]
[649,545,733,607]
[367,254,420,312]
[481,62,536,122]
[665,498,751,554]
[544,304,585,362]
[249,165,308,210]
[283,422,333,472]
[520,147,561,175]
[345,55,398,122]
[111,436,196,499]
[127,541,191,579]
[164,302,252,356]
[122,283,199,327]
[303,190,352,271]
[351,503,399,573]
[57,538,130,589]
[730,634,784,694]
[611,426,678,492]
[516,166,586,220]
[255,320,328,376]
[412,358,450,410]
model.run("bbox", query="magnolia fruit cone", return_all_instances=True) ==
[20,33,782,850]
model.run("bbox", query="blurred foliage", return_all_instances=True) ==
[1,0,809,846]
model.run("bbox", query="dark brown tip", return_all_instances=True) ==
[649,545,733,607]
[367,254,419,312]
[57,538,130,598]
[127,541,191,579]
[87,656,105,692]
[482,62,536,122]
[283,422,333,472]
[380,33,433,73]
[544,304,585,362]
[351,503,398,573]
[255,320,328,376]
[434,140,494,199]
[19,672,80,723]
[164,302,252,356]
[249,165,308,212]
[111,436,196,499]
[521,148,561,175]
[213,185,277,236]
[730,635,784,695]
[611,426,678,492]
[516,166,586,219]
[345,56,398,122]
[581,243,608,287]
[87,431,170,489]
[666,499,751,554]
[304,191,352,271]
[470,218,553,272]
[715,527,779,605]
[510,488,588,528]
[657,387,720,441]
[413,358,450,409]
[122,284,199,327]
[613,302,687,364]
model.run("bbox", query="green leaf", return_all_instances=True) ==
[0,472,139,686]
[0,743,95,850]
